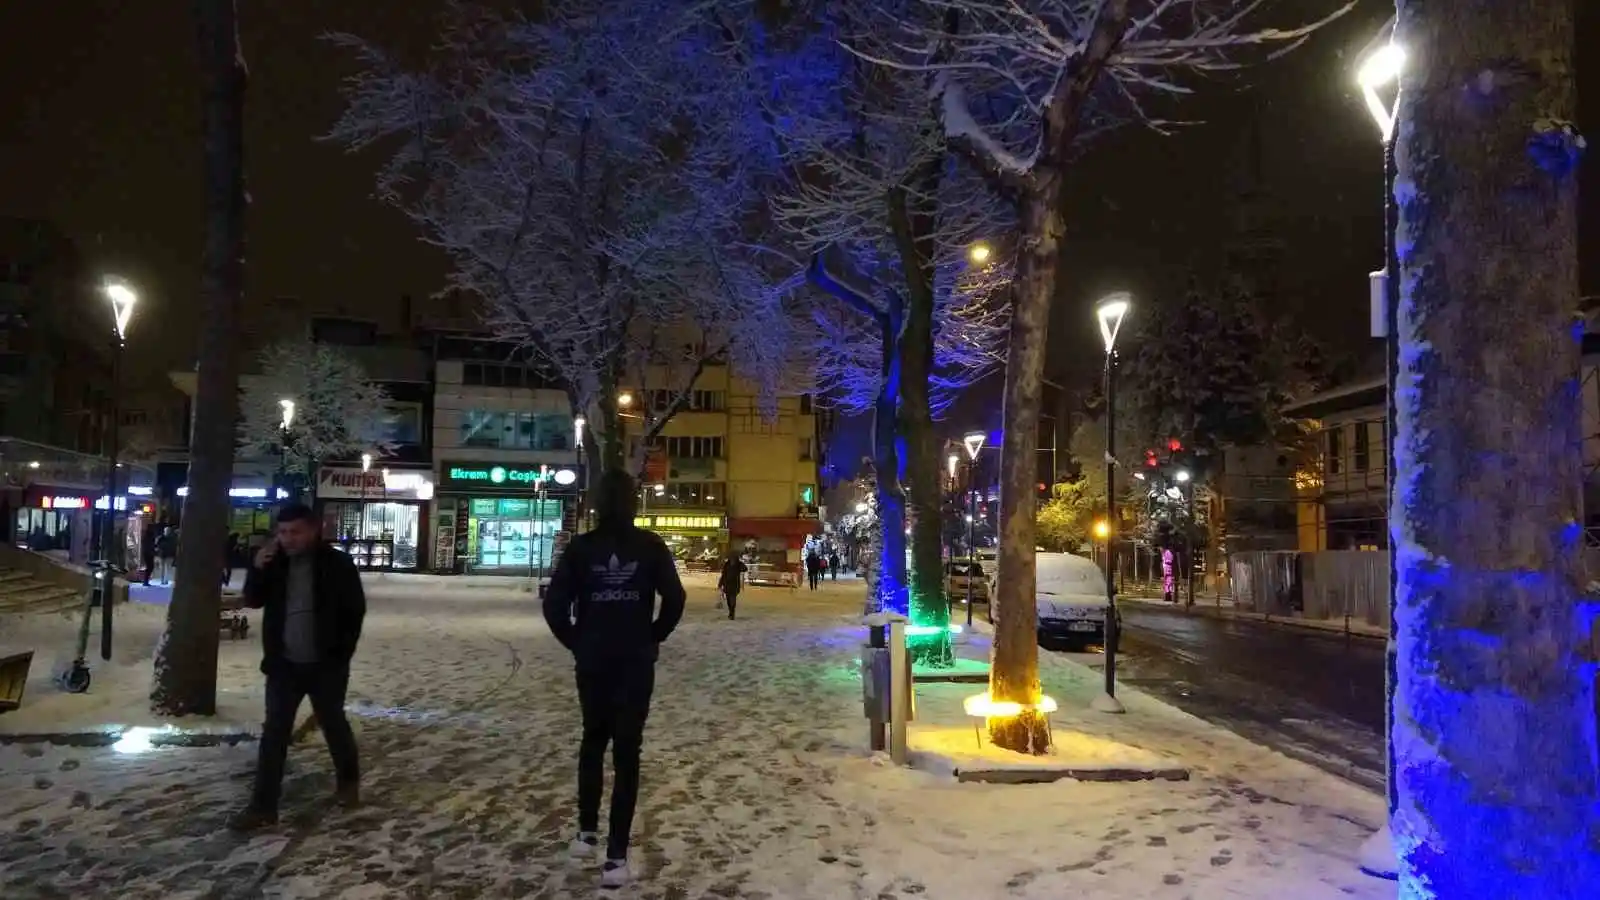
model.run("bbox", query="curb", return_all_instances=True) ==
[0,731,256,748]
[1121,597,1386,642]
[954,765,1191,785]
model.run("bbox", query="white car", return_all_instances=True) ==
[989,552,1119,650]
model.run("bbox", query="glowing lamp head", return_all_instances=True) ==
[968,243,992,264]
[1174,469,1191,483]
[1095,292,1132,354]
[103,279,138,340]
[855,501,868,513]
[573,414,586,447]
[1093,520,1110,539]
[1357,43,1405,90]
[278,399,296,431]
[947,453,959,479]
[617,391,634,408]
[360,453,372,473]
[962,430,986,460]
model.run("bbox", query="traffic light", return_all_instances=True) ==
[1144,449,1159,468]
[1167,437,1183,453]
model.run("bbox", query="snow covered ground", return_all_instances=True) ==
[0,575,1392,899]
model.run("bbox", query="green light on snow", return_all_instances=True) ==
[905,624,963,637]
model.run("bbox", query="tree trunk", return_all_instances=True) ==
[874,307,909,617]
[150,0,246,716]
[888,184,952,667]
[988,187,1058,753]
[1392,1,1597,892]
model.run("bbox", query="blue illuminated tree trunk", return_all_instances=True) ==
[1391,1,1599,893]
[874,303,910,618]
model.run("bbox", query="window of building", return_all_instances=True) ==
[800,393,814,414]
[1353,421,1370,472]
[462,363,551,389]
[664,435,723,459]
[658,481,725,507]
[458,410,573,451]
[382,403,424,445]
[1327,426,1344,476]
[799,437,814,460]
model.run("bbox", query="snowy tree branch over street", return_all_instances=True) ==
[236,339,393,476]
[324,1,806,475]
[845,0,1351,752]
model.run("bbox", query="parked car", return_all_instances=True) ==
[944,560,990,609]
[991,552,1120,651]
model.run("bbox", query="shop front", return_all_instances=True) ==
[162,482,289,539]
[729,516,822,569]
[434,461,581,576]
[14,487,157,569]
[634,512,728,566]
[315,465,433,571]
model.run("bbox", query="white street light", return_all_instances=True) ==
[361,453,372,473]
[617,391,634,408]
[1174,469,1191,483]
[947,452,959,481]
[968,243,992,264]
[103,279,137,342]
[962,430,986,461]
[1358,42,1404,141]
[279,399,296,431]
[1096,292,1132,354]
[574,414,586,448]
[855,501,868,513]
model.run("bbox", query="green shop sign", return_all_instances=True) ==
[443,462,581,489]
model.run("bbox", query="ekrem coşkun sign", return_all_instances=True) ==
[441,462,580,490]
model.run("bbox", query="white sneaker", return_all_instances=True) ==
[601,858,631,888]
[569,832,599,860]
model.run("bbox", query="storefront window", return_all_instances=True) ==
[658,482,725,507]
[464,497,563,572]
[324,500,421,569]
[15,508,71,552]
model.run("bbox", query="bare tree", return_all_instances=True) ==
[865,0,1349,752]
[150,0,247,716]
[756,5,1008,655]
[236,338,395,486]
[1390,1,1596,892]
[325,1,800,480]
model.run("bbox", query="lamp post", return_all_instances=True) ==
[1095,292,1131,713]
[1174,468,1194,606]
[574,414,587,527]
[962,430,985,627]
[279,399,296,501]
[97,278,137,660]
[360,453,372,557]
[1356,21,1404,877]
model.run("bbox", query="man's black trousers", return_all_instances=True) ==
[253,661,360,811]
[576,660,656,859]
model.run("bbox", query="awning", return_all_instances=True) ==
[729,517,822,539]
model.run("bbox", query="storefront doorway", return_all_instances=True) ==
[464,497,563,573]
[324,500,423,570]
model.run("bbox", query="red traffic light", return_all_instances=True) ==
[1144,449,1159,467]
[1167,438,1183,452]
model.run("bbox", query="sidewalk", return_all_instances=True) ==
[1121,593,1387,640]
[1,579,1388,898]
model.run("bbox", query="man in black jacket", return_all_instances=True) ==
[228,503,366,831]
[544,470,685,888]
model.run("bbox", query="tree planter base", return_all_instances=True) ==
[954,765,1190,785]
[912,657,989,683]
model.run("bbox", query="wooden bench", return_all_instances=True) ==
[0,650,35,713]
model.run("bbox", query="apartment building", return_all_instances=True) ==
[625,366,821,567]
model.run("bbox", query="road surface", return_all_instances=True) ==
[1099,602,1386,789]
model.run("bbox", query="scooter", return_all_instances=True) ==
[57,560,119,694]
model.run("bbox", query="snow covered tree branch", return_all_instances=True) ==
[236,339,394,476]
[325,0,807,475]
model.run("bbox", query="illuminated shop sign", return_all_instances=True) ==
[174,486,289,499]
[41,495,135,511]
[635,515,724,531]
[444,463,579,488]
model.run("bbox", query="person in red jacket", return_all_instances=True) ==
[543,470,686,888]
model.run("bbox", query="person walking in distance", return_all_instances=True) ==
[154,526,178,585]
[718,553,747,621]
[827,549,840,582]
[544,470,686,887]
[805,548,822,590]
[228,504,366,831]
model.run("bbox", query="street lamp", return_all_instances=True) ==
[1095,292,1131,714]
[617,391,634,408]
[97,277,137,661]
[968,243,992,265]
[961,430,985,626]
[574,414,587,527]
[360,453,372,551]
[278,399,297,501]
[1355,19,1404,878]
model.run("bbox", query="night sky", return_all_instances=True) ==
[1,2,1593,410]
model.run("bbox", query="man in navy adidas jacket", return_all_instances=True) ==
[543,469,686,887]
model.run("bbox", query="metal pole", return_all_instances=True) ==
[1184,483,1195,607]
[1103,352,1119,699]
[1382,105,1401,827]
[99,336,124,660]
[965,474,975,627]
